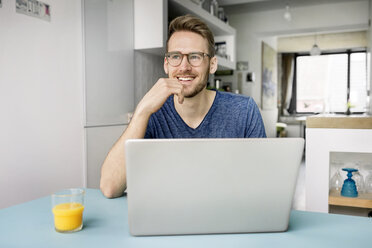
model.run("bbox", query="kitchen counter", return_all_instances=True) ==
[306,114,372,129]
[279,115,308,124]
[278,115,309,138]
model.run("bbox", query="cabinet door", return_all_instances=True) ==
[86,125,127,189]
[134,0,167,53]
[84,0,134,126]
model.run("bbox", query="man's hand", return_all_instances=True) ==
[135,78,184,116]
[100,78,184,198]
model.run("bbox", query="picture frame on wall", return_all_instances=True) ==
[261,42,278,110]
[16,0,51,22]
[237,61,248,71]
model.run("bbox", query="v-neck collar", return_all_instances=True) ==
[171,90,219,131]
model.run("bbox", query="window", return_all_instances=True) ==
[295,51,369,114]
[350,53,369,112]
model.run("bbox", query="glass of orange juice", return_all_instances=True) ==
[52,188,85,233]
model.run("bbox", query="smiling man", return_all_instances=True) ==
[100,15,266,198]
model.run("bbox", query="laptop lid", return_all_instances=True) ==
[126,138,304,236]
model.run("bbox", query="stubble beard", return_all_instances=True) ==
[183,65,210,98]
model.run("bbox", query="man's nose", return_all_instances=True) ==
[178,55,192,71]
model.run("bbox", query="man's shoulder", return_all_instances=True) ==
[216,91,253,105]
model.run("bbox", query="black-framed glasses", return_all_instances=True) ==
[165,51,211,67]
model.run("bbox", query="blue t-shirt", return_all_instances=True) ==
[144,90,266,138]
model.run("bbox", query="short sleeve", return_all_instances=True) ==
[245,98,267,138]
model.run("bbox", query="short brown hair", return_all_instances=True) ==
[166,15,215,57]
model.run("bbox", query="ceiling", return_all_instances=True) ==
[218,0,268,6]
[219,0,367,14]
[217,0,369,37]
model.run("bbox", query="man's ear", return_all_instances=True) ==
[209,56,218,74]
[164,57,169,75]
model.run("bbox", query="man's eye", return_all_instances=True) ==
[171,55,181,60]
[189,55,201,60]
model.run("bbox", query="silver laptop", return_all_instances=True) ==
[126,138,304,236]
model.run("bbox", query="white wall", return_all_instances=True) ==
[227,0,369,107]
[0,0,85,208]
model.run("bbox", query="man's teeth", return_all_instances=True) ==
[178,77,193,81]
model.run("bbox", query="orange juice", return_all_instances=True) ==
[52,202,84,232]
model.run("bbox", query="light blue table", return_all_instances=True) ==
[1,189,371,248]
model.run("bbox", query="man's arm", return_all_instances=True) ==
[100,78,184,198]
[99,111,149,198]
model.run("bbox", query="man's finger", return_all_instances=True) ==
[176,86,184,104]
[177,93,184,104]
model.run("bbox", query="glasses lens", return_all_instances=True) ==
[168,53,182,66]
[188,53,203,66]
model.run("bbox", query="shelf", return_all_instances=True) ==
[329,191,372,209]
[217,56,235,71]
[169,0,236,70]
[135,0,236,70]
[169,0,236,36]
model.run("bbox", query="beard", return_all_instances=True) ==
[183,65,210,98]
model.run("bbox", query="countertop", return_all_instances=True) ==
[279,115,308,125]
[306,114,372,129]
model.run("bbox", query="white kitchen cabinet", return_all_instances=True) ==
[86,125,127,189]
[83,0,134,188]
[305,115,372,214]
[134,0,236,70]
[134,0,168,54]
[84,0,134,126]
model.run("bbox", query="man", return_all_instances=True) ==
[100,15,266,198]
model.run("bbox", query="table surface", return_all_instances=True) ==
[1,189,372,248]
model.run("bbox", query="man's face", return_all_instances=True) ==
[164,31,217,98]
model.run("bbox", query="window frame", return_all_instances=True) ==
[291,48,367,115]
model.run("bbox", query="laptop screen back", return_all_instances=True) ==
[126,138,304,236]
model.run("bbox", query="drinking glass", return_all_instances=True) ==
[52,188,85,233]
[329,161,344,193]
[364,170,372,194]
[353,162,364,193]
